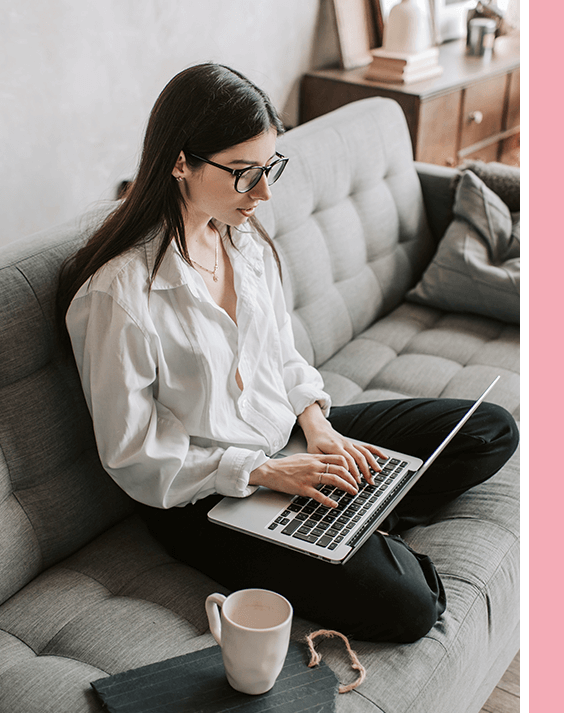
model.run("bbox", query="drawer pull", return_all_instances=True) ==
[468,110,484,124]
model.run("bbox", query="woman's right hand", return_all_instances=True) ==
[249,453,359,508]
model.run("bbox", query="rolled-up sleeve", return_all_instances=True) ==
[66,290,263,508]
[278,314,331,417]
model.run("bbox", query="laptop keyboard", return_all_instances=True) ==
[266,456,409,551]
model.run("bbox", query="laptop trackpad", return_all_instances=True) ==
[208,487,293,528]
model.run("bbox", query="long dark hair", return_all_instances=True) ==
[57,63,284,333]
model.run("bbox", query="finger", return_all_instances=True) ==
[347,442,386,469]
[320,459,359,492]
[364,443,388,463]
[322,469,360,497]
[319,454,357,481]
[331,441,375,483]
[310,489,339,508]
[306,480,341,507]
[344,444,373,482]
[355,445,387,483]
[321,453,350,468]
[330,448,362,484]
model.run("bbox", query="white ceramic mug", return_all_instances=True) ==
[205,588,293,695]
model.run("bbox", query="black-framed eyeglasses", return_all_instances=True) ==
[188,151,289,193]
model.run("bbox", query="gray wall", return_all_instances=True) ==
[0,0,339,247]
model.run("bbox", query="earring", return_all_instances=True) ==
[176,176,183,182]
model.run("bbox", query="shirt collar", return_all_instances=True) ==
[228,226,265,276]
[147,223,265,292]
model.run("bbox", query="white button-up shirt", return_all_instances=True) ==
[66,226,331,508]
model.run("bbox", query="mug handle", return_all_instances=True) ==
[205,593,227,645]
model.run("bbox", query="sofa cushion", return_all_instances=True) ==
[319,302,519,421]
[406,171,520,324]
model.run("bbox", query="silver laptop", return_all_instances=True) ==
[208,377,500,565]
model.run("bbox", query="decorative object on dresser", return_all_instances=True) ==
[371,0,440,47]
[467,18,497,59]
[382,0,433,52]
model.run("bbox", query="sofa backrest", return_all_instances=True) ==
[0,213,134,605]
[258,97,435,368]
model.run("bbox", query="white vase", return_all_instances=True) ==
[383,0,432,54]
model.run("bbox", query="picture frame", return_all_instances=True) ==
[369,0,396,47]
[332,0,375,69]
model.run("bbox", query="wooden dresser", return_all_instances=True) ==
[299,34,520,167]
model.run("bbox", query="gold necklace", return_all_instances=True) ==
[191,226,219,282]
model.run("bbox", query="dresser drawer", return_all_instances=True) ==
[459,75,506,149]
[417,92,461,166]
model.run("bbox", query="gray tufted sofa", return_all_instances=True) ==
[0,98,519,712]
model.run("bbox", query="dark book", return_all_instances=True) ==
[91,642,338,713]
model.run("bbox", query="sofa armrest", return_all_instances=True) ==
[415,162,461,244]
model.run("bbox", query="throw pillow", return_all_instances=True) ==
[407,170,520,324]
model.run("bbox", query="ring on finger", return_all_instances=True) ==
[318,462,330,484]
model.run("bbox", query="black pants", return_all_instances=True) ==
[139,398,519,643]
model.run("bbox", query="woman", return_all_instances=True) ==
[58,63,518,642]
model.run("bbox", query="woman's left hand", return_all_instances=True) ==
[297,404,387,485]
